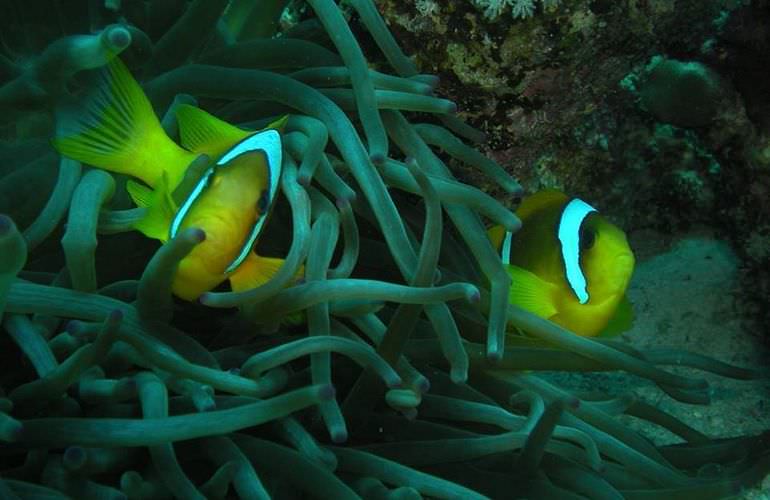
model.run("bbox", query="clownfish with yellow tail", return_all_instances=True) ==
[53,58,291,301]
[488,190,635,337]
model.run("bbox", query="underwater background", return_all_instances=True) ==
[1,0,769,499]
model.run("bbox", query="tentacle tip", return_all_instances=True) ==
[198,399,217,412]
[450,369,468,384]
[107,26,132,51]
[65,319,83,334]
[467,288,480,303]
[447,102,458,114]
[192,228,206,243]
[64,445,87,466]
[7,422,24,443]
[506,218,523,234]
[565,396,580,410]
[421,74,440,89]
[338,192,356,207]
[416,377,431,394]
[320,451,339,471]
[330,429,348,444]
[486,349,503,363]
[297,173,312,187]
[228,367,241,376]
[121,470,142,486]
[402,408,418,420]
[0,214,11,234]
[197,293,212,306]
[319,384,336,401]
[370,153,386,165]
[108,309,124,323]
[386,376,403,389]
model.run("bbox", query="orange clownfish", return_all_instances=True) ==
[489,190,635,337]
[53,58,289,301]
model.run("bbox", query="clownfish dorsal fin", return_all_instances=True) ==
[126,172,177,243]
[265,115,290,133]
[516,189,569,222]
[176,104,252,158]
[506,265,559,319]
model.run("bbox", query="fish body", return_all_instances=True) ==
[53,58,288,300]
[489,190,635,337]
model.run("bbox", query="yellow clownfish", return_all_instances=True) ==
[53,58,290,301]
[488,190,635,337]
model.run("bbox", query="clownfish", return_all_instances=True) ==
[53,58,290,301]
[488,190,635,337]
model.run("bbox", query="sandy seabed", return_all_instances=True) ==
[543,228,770,498]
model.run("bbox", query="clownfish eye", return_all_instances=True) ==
[580,228,596,250]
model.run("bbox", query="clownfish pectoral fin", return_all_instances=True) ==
[506,265,559,320]
[126,172,176,242]
[52,57,194,190]
[176,104,252,158]
[125,179,153,209]
[597,294,635,337]
[228,253,303,293]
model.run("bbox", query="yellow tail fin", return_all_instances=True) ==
[52,58,194,190]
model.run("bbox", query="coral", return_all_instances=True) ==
[470,0,562,20]
[0,1,768,499]
[630,56,725,128]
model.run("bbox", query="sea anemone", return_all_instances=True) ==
[0,1,767,498]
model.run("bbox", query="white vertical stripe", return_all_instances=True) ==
[558,198,596,304]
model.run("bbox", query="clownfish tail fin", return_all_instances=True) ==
[52,57,191,189]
